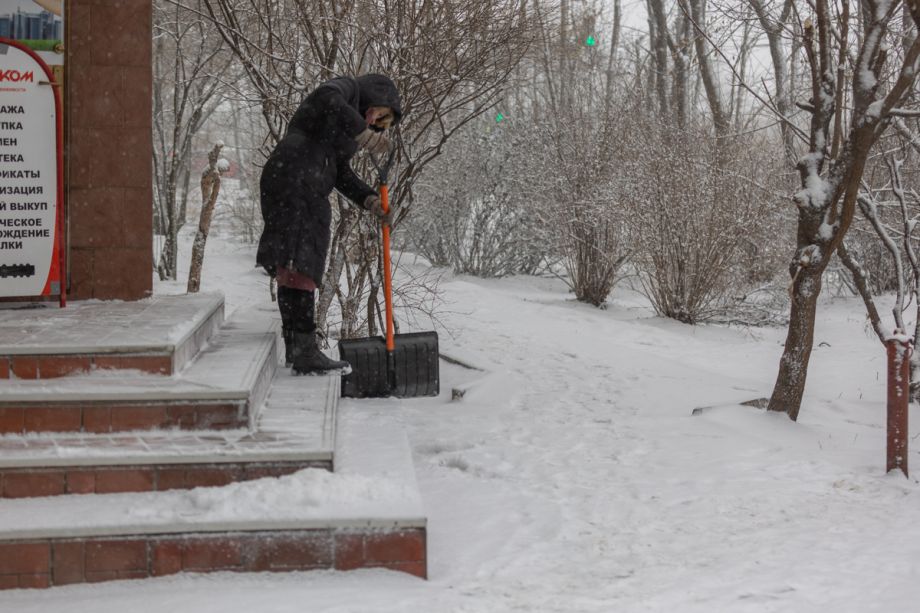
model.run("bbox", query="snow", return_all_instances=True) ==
[0,308,274,406]
[0,468,419,539]
[866,100,884,120]
[0,292,222,354]
[874,0,893,21]
[856,28,882,99]
[794,153,830,210]
[0,376,334,468]
[0,411,422,540]
[797,244,822,268]
[4,226,920,611]
[859,68,877,92]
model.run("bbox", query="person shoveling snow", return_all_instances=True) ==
[257,74,402,375]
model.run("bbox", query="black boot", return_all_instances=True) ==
[277,285,302,368]
[291,331,352,375]
[282,328,294,367]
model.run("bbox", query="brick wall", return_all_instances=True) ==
[66,0,152,300]
[0,529,427,588]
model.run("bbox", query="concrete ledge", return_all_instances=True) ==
[0,407,423,540]
[0,294,224,378]
[0,376,336,468]
[0,308,277,433]
[0,361,427,589]
[0,376,339,498]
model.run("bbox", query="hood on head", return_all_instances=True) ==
[355,74,403,127]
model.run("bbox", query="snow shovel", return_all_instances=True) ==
[338,148,440,398]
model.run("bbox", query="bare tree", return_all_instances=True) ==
[747,0,798,163]
[524,0,634,306]
[839,154,920,398]
[153,0,231,281]
[767,0,920,421]
[198,0,538,336]
[187,142,229,293]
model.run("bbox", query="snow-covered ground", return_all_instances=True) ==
[4,221,920,612]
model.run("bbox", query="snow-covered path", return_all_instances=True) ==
[4,239,920,612]
[393,276,920,612]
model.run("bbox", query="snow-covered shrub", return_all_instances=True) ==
[525,53,638,307]
[630,125,785,324]
[405,123,548,278]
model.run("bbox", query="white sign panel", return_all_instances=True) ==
[0,41,60,297]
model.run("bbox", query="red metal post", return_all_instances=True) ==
[886,336,912,477]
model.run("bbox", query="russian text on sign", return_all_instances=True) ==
[0,186,42,194]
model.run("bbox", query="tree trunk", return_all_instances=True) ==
[687,0,729,137]
[178,164,192,227]
[156,188,178,281]
[316,198,360,333]
[156,234,175,281]
[647,0,670,118]
[188,143,224,293]
[767,268,822,421]
[913,302,920,402]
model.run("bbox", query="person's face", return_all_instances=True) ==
[366,106,395,131]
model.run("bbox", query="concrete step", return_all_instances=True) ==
[0,293,225,379]
[0,410,426,588]
[0,308,278,434]
[0,376,337,498]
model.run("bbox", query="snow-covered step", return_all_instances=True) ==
[0,293,224,379]
[0,308,277,434]
[0,411,426,588]
[0,376,337,498]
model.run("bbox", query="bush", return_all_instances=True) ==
[406,124,547,277]
[630,126,785,324]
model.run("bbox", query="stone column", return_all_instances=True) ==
[66,0,152,300]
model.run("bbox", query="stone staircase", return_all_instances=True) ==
[0,294,426,589]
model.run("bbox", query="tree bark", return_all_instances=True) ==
[647,0,671,118]
[187,143,224,293]
[687,0,729,136]
[767,268,822,421]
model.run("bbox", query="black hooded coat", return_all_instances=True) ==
[257,74,402,285]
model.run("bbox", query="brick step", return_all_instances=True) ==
[0,307,278,434]
[0,293,225,379]
[0,375,338,498]
[0,528,426,589]
[0,462,319,499]
[0,414,426,588]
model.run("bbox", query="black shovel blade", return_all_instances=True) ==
[339,332,440,398]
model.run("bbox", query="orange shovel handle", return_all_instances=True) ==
[380,183,395,352]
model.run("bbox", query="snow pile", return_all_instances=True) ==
[0,467,420,538]
[127,469,418,524]
[5,232,920,612]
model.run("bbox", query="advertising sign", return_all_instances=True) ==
[0,1,64,66]
[0,39,63,302]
